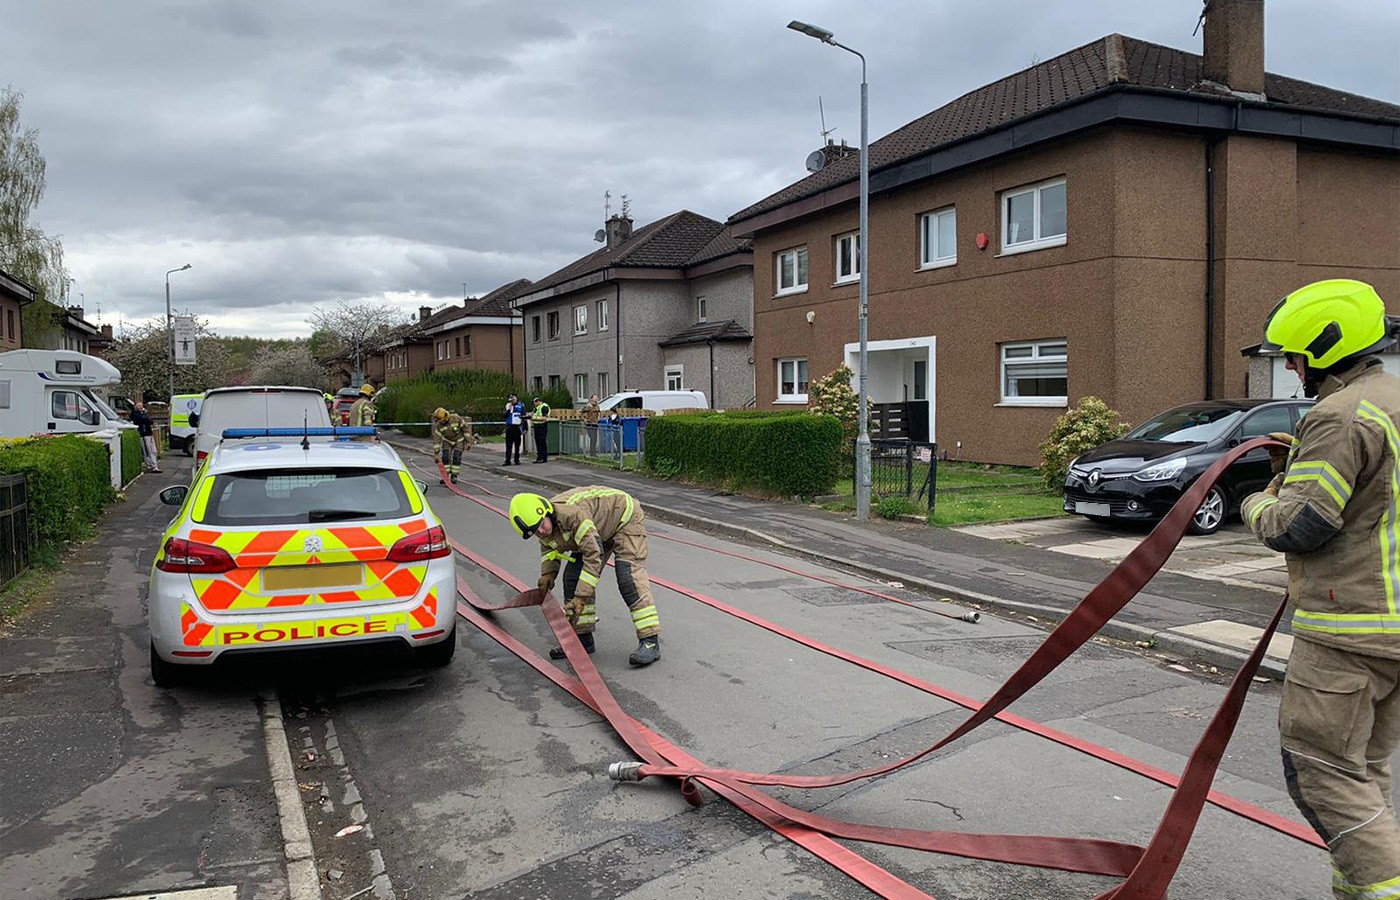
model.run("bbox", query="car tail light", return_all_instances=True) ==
[387,525,451,562]
[157,537,237,573]
[196,450,208,466]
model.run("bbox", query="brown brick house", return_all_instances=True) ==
[379,279,528,384]
[732,0,1399,466]
[0,269,37,351]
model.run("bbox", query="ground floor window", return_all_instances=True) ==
[777,358,809,402]
[574,373,588,398]
[1000,339,1067,405]
[665,365,683,391]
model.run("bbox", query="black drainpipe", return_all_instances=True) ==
[614,280,622,393]
[1205,135,1220,400]
[707,339,716,409]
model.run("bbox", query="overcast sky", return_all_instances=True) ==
[7,0,1398,339]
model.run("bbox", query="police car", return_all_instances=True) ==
[148,428,457,685]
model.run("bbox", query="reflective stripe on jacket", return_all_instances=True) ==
[1242,360,1400,659]
[432,413,472,451]
[350,397,376,427]
[537,486,641,602]
[531,402,550,423]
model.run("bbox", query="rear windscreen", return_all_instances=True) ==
[200,468,413,526]
[202,391,332,431]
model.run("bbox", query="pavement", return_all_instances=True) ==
[391,434,1296,677]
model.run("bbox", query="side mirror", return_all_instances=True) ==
[159,485,189,507]
[414,480,429,493]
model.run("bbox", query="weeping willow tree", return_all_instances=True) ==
[1,85,70,346]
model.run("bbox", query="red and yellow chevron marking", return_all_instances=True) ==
[188,519,427,568]
[180,589,441,648]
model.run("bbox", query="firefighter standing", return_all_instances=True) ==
[350,383,377,426]
[529,396,551,463]
[432,407,472,484]
[1242,279,1400,899]
[509,487,660,666]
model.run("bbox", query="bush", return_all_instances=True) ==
[0,436,115,546]
[374,370,572,438]
[643,413,842,497]
[809,365,860,458]
[1038,396,1130,489]
[120,429,143,486]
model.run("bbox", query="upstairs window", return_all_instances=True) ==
[835,232,860,284]
[596,299,609,331]
[696,295,707,323]
[920,207,957,268]
[574,306,587,335]
[1001,178,1067,254]
[531,316,541,343]
[776,246,809,296]
[547,311,560,341]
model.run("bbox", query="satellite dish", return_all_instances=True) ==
[594,229,607,243]
[805,149,827,174]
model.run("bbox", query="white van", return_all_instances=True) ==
[169,393,204,455]
[597,390,708,413]
[191,386,333,470]
[0,349,134,438]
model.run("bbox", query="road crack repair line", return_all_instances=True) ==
[294,710,396,900]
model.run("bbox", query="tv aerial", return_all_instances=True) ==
[805,96,837,173]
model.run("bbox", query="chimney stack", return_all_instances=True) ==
[101,324,113,340]
[419,305,432,322]
[1202,0,1266,97]
[604,213,633,250]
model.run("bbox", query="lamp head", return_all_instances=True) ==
[787,20,834,43]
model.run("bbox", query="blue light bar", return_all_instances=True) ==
[221,427,377,438]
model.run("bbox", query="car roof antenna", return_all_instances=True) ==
[301,411,311,450]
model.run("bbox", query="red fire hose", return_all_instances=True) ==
[430,437,1314,898]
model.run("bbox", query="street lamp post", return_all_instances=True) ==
[788,20,872,521]
[165,264,192,401]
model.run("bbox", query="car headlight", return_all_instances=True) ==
[1132,457,1186,483]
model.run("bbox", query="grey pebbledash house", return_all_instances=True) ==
[514,210,755,409]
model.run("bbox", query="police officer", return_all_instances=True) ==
[529,396,551,463]
[509,488,660,666]
[431,407,472,484]
[1242,279,1400,899]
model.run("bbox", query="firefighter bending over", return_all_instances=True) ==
[1242,278,1400,899]
[509,487,660,667]
[431,407,472,484]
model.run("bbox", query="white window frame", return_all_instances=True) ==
[1000,178,1067,255]
[574,373,588,398]
[547,311,560,341]
[775,246,809,296]
[597,371,610,396]
[776,358,810,404]
[531,316,541,343]
[574,305,587,335]
[665,365,684,391]
[596,299,609,331]
[998,339,1068,407]
[696,295,707,323]
[834,232,860,284]
[919,207,957,269]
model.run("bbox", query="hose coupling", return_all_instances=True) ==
[607,761,645,782]
[961,611,981,624]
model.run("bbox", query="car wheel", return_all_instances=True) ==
[415,625,457,668]
[1188,486,1227,536]
[182,438,193,457]
[150,642,187,688]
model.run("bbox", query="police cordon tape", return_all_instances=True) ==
[430,440,1315,898]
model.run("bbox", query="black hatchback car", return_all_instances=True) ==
[1063,399,1313,535]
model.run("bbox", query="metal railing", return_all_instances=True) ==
[0,473,34,589]
[868,439,938,511]
[553,420,647,471]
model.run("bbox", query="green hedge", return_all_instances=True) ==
[0,436,115,546]
[375,370,572,438]
[643,413,842,497]
[120,429,143,486]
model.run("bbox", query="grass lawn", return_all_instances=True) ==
[821,461,1066,527]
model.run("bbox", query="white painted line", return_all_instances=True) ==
[1167,619,1295,662]
[261,690,324,900]
[88,888,238,900]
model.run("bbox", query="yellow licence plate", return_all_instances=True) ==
[262,563,364,591]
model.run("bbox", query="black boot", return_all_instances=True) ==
[628,637,660,667]
[450,473,458,484]
[549,632,595,660]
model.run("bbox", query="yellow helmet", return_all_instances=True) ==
[509,492,553,539]
[1261,279,1392,369]
[360,383,376,396]
[433,407,449,421]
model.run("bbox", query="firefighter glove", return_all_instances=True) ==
[538,572,557,595]
[1265,432,1297,474]
[561,596,581,624]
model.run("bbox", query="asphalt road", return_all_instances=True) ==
[0,455,1349,899]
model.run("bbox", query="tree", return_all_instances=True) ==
[307,301,410,379]
[107,318,233,402]
[248,341,327,389]
[1,86,69,347]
